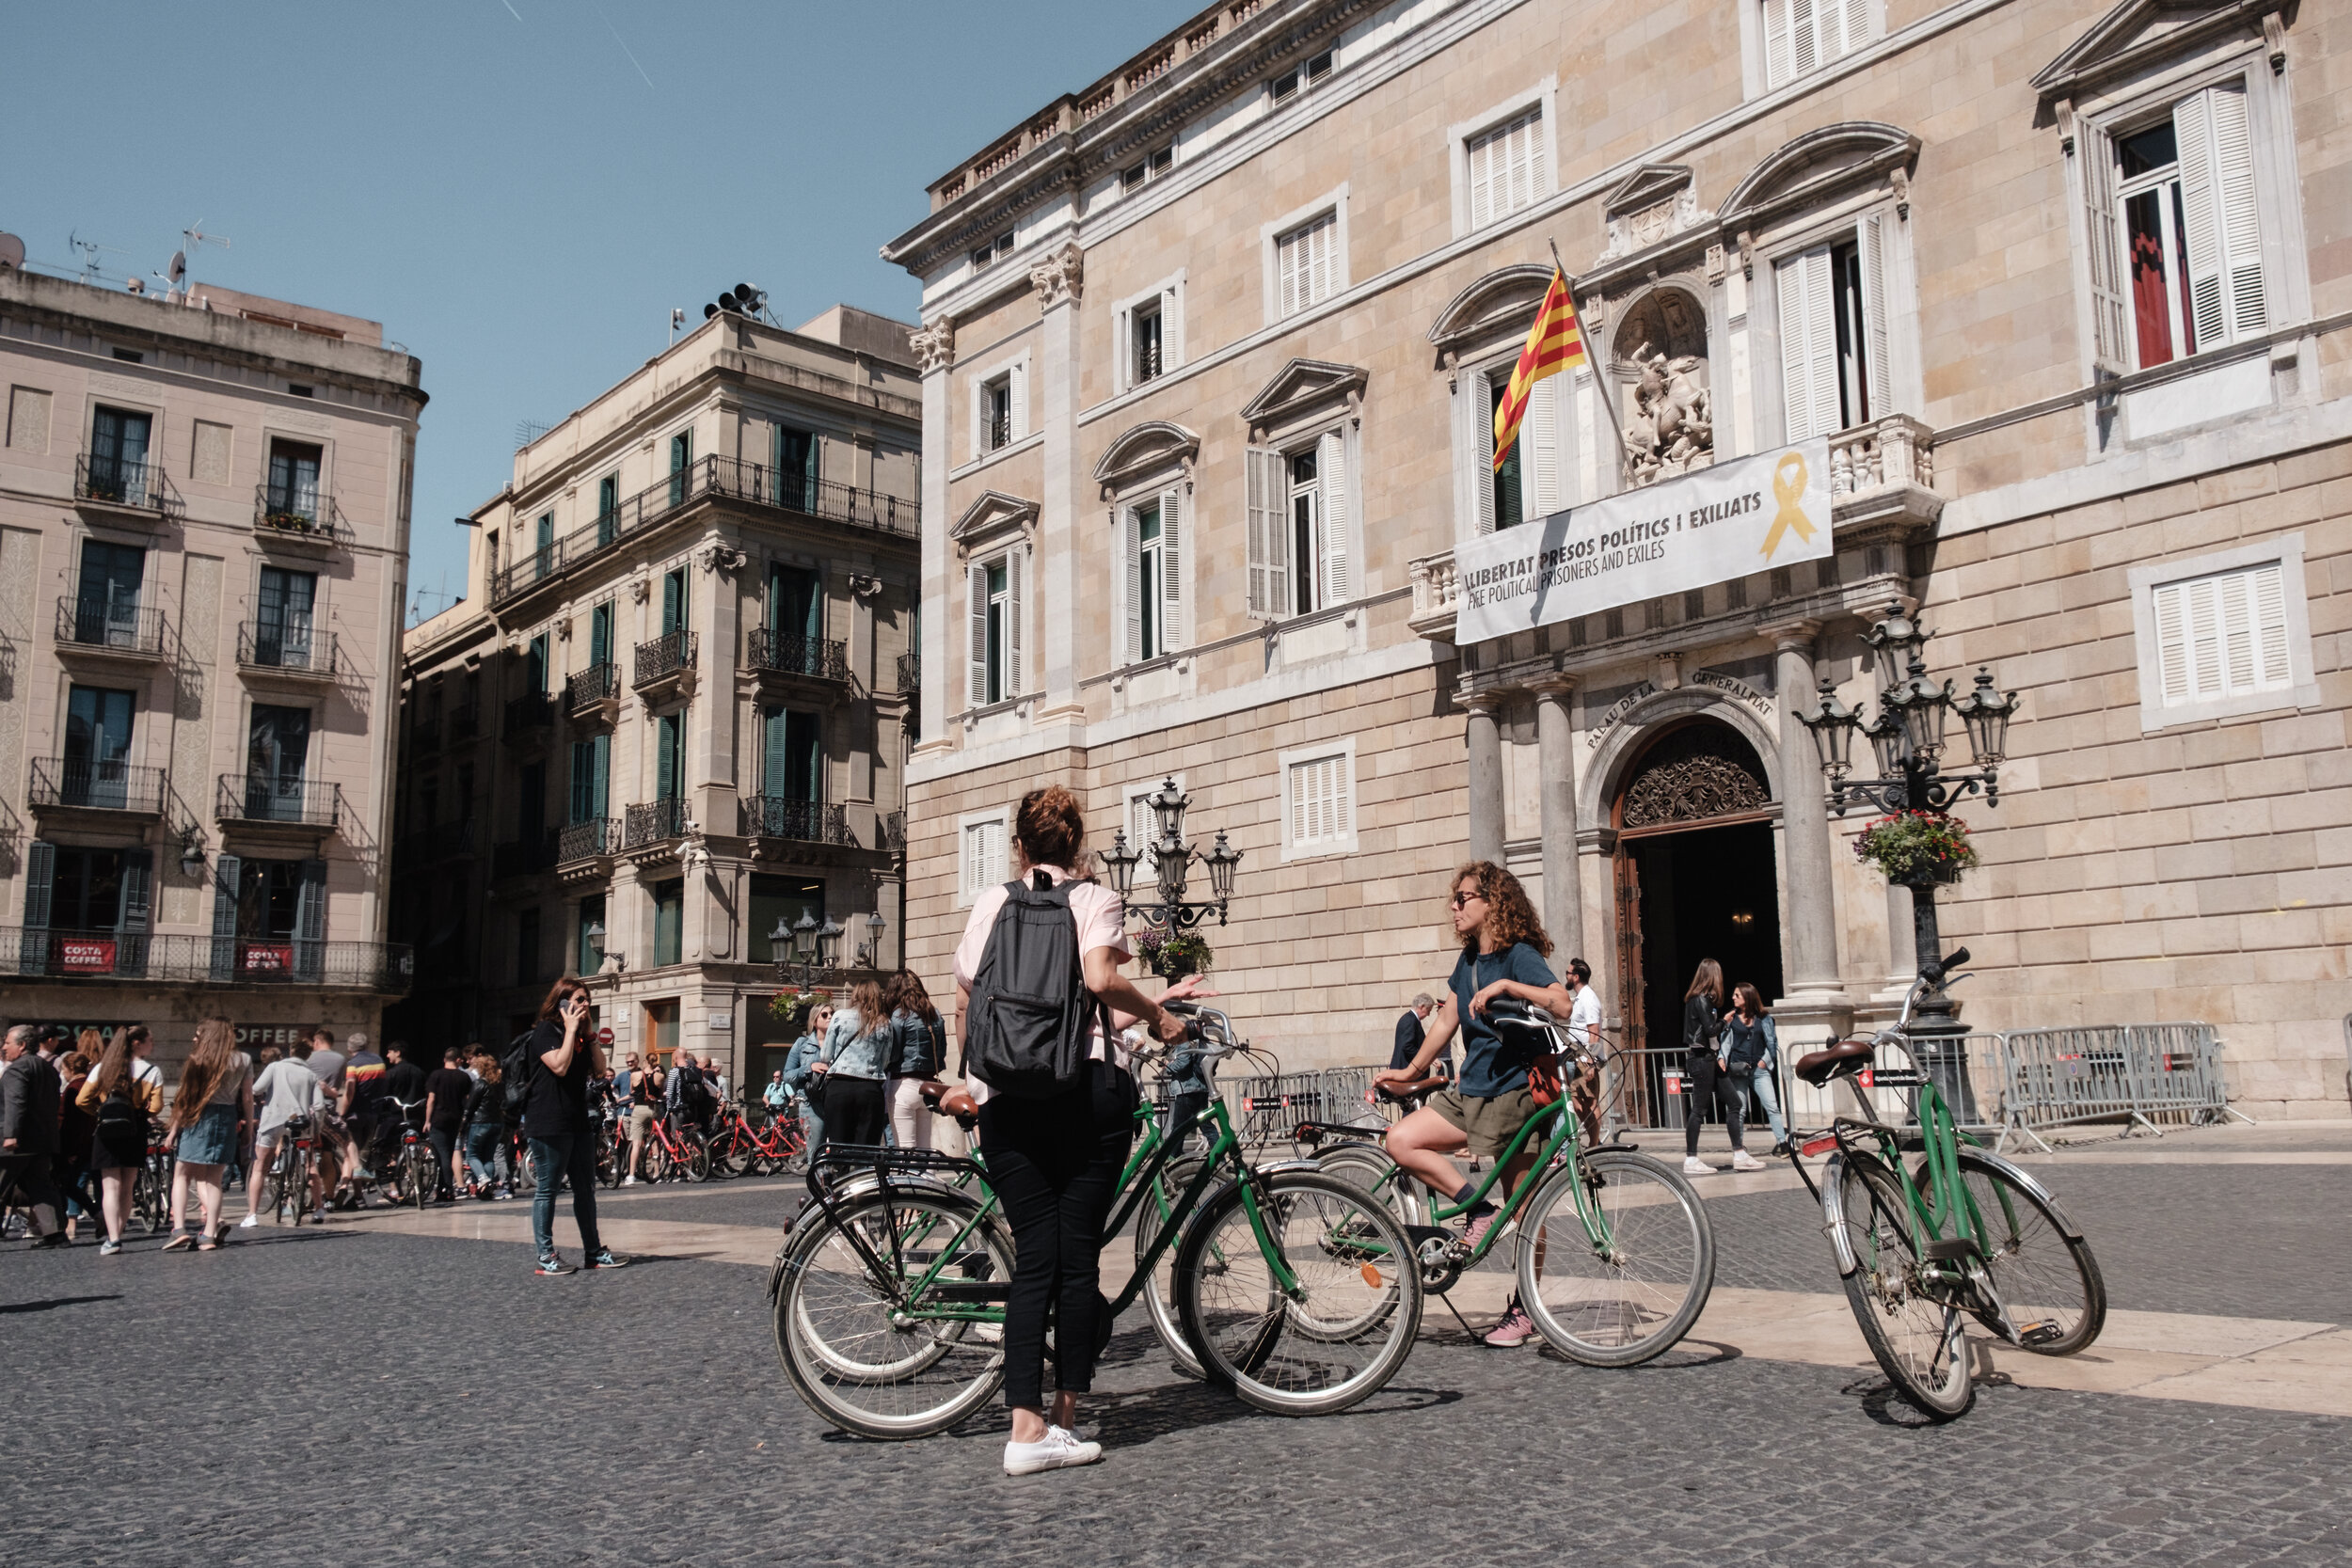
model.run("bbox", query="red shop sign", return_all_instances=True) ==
[240,942,295,974]
[57,937,117,974]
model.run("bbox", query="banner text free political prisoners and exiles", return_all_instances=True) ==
[1451,439,1834,647]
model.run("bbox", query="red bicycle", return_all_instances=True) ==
[644,1112,712,1183]
[707,1101,808,1178]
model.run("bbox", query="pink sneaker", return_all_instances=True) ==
[1483,1302,1538,1348]
[1456,1207,1500,1252]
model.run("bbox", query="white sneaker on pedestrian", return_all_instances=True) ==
[622,1176,639,1186]
[1683,1157,1716,1176]
[238,1213,260,1229]
[1003,1425,1104,1476]
[1731,1150,1766,1172]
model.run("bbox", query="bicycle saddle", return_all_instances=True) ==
[1375,1075,1449,1103]
[1793,1038,1875,1085]
[915,1080,953,1107]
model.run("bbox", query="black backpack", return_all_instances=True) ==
[501,1029,538,1117]
[963,871,1104,1101]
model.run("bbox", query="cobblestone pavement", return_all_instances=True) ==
[5,1132,2346,1568]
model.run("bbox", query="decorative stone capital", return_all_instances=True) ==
[1458,686,1506,715]
[910,318,955,375]
[628,569,651,604]
[847,572,884,600]
[1029,243,1084,312]
[1762,618,1821,652]
[1529,672,1578,699]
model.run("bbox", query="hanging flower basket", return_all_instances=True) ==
[1136,928,1214,982]
[1852,810,1979,886]
[768,987,829,1022]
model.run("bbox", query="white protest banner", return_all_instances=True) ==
[1454,438,1833,646]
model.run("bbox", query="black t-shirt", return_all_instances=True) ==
[342,1052,388,1117]
[522,1019,591,1139]
[425,1068,473,1130]
[386,1060,429,1124]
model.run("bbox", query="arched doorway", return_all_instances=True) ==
[1611,720,1786,1123]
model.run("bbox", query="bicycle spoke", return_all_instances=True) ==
[1954,1154,2106,1355]
[1838,1158,1973,1418]
[1520,1150,1713,1366]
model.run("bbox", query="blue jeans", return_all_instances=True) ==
[526,1132,603,1259]
[1738,1065,1790,1147]
[464,1123,506,1188]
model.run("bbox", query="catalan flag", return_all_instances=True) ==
[1493,266,1587,471]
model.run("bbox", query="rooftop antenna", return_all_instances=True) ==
[176,222,230,302]
[668,307,685,349]
[68,230,126,285]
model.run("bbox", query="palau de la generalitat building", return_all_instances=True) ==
[0,257,423,1072]
[883,0,2349,1117]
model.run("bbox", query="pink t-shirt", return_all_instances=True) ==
[952,864,1131,1104]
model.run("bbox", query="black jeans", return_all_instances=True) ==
[977,1063,1136,1410]
[1683,1052,1746,1156]
[525,1131,603,1259]
[820,1076,887,1149]
[425,1126,459,1197]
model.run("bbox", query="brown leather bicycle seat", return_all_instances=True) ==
[1793,1038,1876,1086]
[1375,1075,1449,1103]
[937,1088,979,1121]
[917,1080,951,1106]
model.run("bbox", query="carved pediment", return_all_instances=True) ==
[1091,420,1200,497]
[2032,0,2286,102]
[1239,357,1368,437]
[1427,264,1556,354]
[1604,164,1692,219]
[1718,122,1920,236]
[949,490,1038,558]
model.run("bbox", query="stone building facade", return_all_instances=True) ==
[884,0,2351,1117]
[0,262,423,1071]
[389,305,919,1086]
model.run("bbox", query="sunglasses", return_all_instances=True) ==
[1450,891,1485,909]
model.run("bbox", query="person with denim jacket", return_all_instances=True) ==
[780,1005,832,1154]
[813,981,891,1148]
[883,972,948,1151]
[1724,983,1791,1156]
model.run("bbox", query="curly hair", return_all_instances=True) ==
[1450,861,1552,958]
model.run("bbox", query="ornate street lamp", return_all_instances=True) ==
[771,911,848,992]
[1116,778,1243,931]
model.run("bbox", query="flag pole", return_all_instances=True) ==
[1549,238,1636,477]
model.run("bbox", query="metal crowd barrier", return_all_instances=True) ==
[1995,1022,2249,1148]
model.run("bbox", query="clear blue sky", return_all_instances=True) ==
[2,0,1199,621]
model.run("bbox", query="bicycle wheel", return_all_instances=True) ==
[1308,1140,1427,1227]
[1951,1151,2106,1355]
[774,1186,1011,1440]
[646,1138,674,1184]
[1836,1157,1973,1418]
[686,1137,713,1183]
[1136,1153,1210,1377]
[1174,1169,1422,1417]
[1518,1148,1714,1367]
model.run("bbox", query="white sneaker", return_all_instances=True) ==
[1003,1425,1104,1476]
[1683,1157,1716,1176]
[238,1213,261,1229]
[1731,1150,1766,1172]
[622,1176,639,1186]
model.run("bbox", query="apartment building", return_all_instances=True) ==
[389,304,919,1085]
[885,0,2350,1116]
[0,260,422,1067]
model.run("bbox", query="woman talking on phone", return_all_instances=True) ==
[523,976,628,1277]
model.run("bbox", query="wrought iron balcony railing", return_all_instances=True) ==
[236,621,338,675]
[5,927,412,990]
[624,797,690,849]
[633,629,696,689]
[897,652,920,693]
[75,453,178,514]
[253,483,351,543]
[746,629,848,682]
[564,662,620,712]
[558,817,620,863]
[882,809,907,853]
[56,594,167,657]
[488,454,917,605]
[504,689,554,736]
[217,773,342,830]
[29,758,169,816]
[492,831,559,880]
[739,796,851,846]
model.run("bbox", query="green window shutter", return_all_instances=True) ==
[658,712,681,800]
[116,848,151,979]
[209,852,243,980]
[19,841,55,975]
[591,603,612,666]
[789,711,821,802]
[592,733,609,817]
[763,708,788,799]
[662,569,686,635]
[294,858,327,982]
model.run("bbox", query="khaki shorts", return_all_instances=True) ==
[1429,1086,1540,1158]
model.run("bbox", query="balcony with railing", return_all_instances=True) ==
[557,816,620,864]
[564,661,621,715]
[492,830,559,881]
[253,483,351,546]
[5,927,412,990]
[75,452,180,515]
[54,594,167,661]
[489,455,917,606]
[217,774,342,832]
[896,651,920,693]
[29,758,169,818]
[624,797,690,850]
[503,689,554,738]
[633,629,696,695]
[745,629,848,684]
[236,621,338,679]
[739,796,852,847]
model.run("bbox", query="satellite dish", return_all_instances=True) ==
[703,302,720,320]
[0,232,23,271]
[167,250,186,284]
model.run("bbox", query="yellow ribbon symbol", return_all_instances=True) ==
[1760,450,1815,561]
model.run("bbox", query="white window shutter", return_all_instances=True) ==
[2252,561,2291,686]
[1790,0,1819,77]
[2217,570,2255,690]
[1120,507,1141,665]
[1468,128,1493,230]
[967,561,988,707]
[2153,581,2188,704]
[1278,233,1299,318]
[1162,285,1184,371]
[970,381,984,464]
[1115,307,1132,391]
[1777,247,1838,441]
[1160,484,1184,650]
[2207,82,2266,340]
[1318,428,1349,606]
[1528,372,1563,516]
[1476,369,1499,535]
[1008,361,1029,441]
[1859,212,1893,421]
[1246,447,1288,615]
[1006,548,1025,696]
[2085,135,2130,369]
[1817,0,1846,63]
[1524,108,1547,208]
[2174,89,2223,351]
[1764,0,1791,88]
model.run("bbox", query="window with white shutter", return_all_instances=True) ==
[1118,278,1184,392]
[1317,430,1349,607]
[1245,447,1290,617]
[2109,80,2267,372]
[1466,106,1545,231]
[2129,538,2314,732]
[1282,745,1357,858]
[1775,221,1889,440]
[967,553,1019,708]
[1120,490,1183,664]
[1276,211,1339,318]
[1761,0,1870,89]
[961,816,1009,902]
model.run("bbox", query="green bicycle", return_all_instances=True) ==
[769,1003,1425,1439]
[1787,946,2107,1418]
[1305,1006,1715,1366]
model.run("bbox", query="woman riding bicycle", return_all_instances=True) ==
[1373,860,1571,1347]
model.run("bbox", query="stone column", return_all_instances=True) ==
[909,318,955,754]
[1532,676,1584,961]
[1770,624,1849,1012]
[1030,243,1084,719]
[1463,689,1506,866]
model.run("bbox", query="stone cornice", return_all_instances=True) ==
[2031,0,2287,103]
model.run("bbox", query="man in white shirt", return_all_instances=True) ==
[1561,958,1605,1148]
[242,1040,326,1227]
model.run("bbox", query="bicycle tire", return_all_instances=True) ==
[686,1137,712,1183]
[1308,1140,1427,1227]
[774,1186,1012,1440]
[1518,1149,1714,1367]
[646,1139,673,1184]
[1836,1157,1974,1418]
[1136,1154,1211,1377]
[1949,1151,2106,1355]
[1174,1169,1423,1418]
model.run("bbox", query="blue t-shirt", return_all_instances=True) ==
[1448,942,1559,1098]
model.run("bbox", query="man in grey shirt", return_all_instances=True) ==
[244,1039,325,1227]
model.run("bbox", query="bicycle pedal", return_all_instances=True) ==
[2017,1320,2063,1348]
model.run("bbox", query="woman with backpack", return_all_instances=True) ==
[78,1028,163,1255]
[811,980,891,1149]
[1680,958,1762,1175]
[950,784,1193,1477]
[884,972,948,1152]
